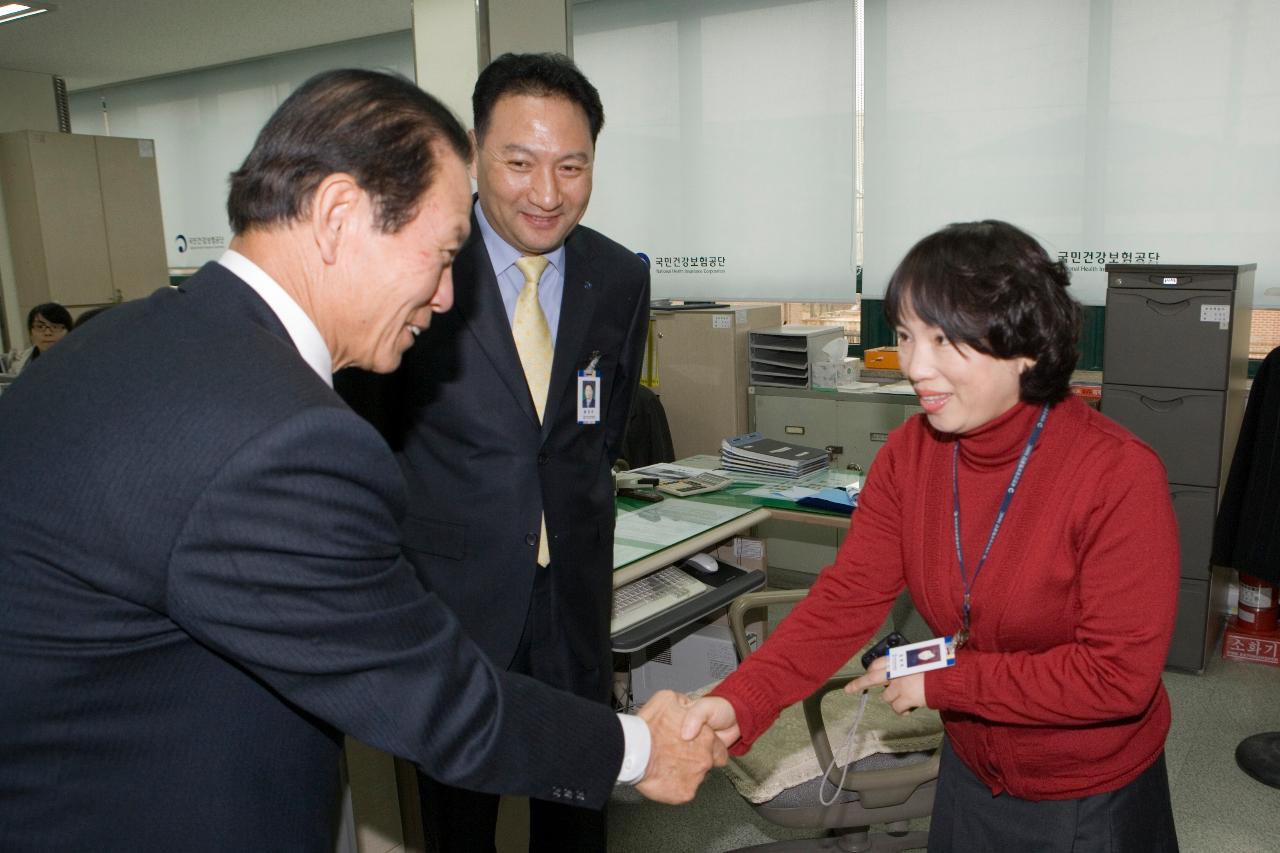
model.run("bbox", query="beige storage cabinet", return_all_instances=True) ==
[0,130,168,319]
[650,304,782,457]
[750,386,922,575]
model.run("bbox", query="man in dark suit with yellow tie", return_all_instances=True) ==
[0,68,719,853]
[340,53,649,851]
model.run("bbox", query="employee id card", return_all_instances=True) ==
[577,370,601,424]
[885,636,957,679]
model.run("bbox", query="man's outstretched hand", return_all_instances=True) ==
[633,690,728,804]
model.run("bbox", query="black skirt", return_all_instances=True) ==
[928,740,1179,853]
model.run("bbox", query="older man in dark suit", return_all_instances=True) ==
[0,69,721,853]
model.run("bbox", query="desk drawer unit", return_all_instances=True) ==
[1103,288,1234,390]
[1169,485,1215,581]
[834,398,912,475]
[752,393,837,452]
[1100,384,1225,488]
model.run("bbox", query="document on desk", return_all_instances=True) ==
[613,499,753,569]
[624,462,711,483]
[745,485,823,501]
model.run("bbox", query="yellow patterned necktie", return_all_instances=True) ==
[512,254,553,566]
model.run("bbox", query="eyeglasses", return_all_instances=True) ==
[31,321,67,333]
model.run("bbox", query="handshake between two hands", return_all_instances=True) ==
[629,655,923,805]
[629,689,740,805]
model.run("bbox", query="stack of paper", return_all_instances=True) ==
[721,432,830,479]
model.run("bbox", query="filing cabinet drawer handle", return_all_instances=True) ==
[1139,396,1183,413]
[1146,274,1193,287]
[1144,297,1191,316]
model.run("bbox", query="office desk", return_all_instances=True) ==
[610,560,766,654]
[610,495,768,653]
[612,503,770,588]
[609,469,851,652]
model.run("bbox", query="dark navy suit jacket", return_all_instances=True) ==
[0,263,623,852]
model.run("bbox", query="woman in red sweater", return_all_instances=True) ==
[684,221,1180,851]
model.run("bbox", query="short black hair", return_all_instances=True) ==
[472,53,604,144]
[884,220,1082,404]
[227,68,470,235]
[28,302,72,331]
[73,305,114,329]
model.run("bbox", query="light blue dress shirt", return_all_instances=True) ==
[475,200,566,342]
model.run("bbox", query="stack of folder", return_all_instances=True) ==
[720,432,830,479]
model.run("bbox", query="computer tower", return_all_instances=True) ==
[627,622,758,709]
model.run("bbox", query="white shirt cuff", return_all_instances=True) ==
[615,713,652,785]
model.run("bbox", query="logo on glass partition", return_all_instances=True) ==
[176,234,226,254]
[650,254,729,275]
[1057,249,1161,273]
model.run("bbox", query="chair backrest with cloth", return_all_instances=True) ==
[717,588,944,853]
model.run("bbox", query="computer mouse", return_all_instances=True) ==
[683,552,719,574]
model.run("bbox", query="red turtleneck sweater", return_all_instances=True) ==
[713,396,1179,800]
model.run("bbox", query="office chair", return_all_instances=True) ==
[617,384,676,470]
[720,589,944,853]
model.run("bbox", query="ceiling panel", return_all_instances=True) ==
[0,0,413,91]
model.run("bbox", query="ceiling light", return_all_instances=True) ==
[0,4,51,25]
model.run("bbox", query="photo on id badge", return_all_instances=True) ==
[578,372,600,424]
[888,636,955,678]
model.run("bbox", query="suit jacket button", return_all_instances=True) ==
[525,533,537,546]
[538,452,549,465]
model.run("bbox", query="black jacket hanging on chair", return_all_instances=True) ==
[1213,345,1280,584]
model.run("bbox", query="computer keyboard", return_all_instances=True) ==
[611,566,711,634]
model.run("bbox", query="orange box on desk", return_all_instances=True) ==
[863,347,899,371]
[1222,617,1280,668]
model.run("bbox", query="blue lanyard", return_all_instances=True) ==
[951,402,1050,647]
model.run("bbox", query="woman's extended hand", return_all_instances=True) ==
[679,695,741,748]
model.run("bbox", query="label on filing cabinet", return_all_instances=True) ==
[713,315,731,329]
[1200,304,1229,330]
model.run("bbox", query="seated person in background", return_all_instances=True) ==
[73,305,115,328]
[3,303,71,375]
[684,220,1182,853]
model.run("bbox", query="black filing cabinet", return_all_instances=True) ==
[1101,264,1254,672]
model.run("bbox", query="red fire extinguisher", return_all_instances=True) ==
[1236,573,1278,634]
